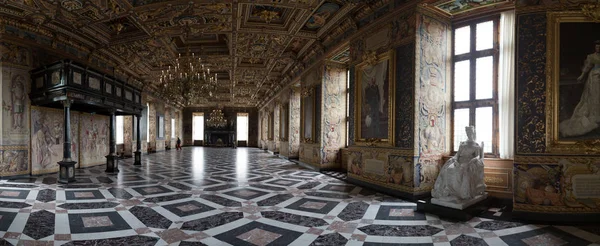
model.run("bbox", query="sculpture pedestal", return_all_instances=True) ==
[431,193,488,210]
[105,155,119,173]
[57,161,77,184]
[134,151,141,166]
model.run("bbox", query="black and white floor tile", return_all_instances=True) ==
[0,147,598,246]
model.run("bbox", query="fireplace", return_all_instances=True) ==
[205,130,235,147]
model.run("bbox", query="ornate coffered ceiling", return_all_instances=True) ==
[0,0,385,108]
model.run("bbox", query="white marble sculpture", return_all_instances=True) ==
[431,126,487,209]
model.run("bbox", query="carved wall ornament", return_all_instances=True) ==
[362,50,378,66]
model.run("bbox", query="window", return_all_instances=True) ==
[171,118,176,139]
[146,103,150,143]
[193,112,204,141]
[116,116,124,144]
[158,116,164,139]
[268,112,274,140]
[452,17,499,155]
[280,106,287,141]
[346,69,350,147]
[237,113,249,141]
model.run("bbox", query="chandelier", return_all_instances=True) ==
[157,49,218,107]
[206,108,227,128]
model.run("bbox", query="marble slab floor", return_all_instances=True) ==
[0,147,598,246]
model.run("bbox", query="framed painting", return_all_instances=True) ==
[355,50,395,146]
[301,87,316,143]
[546,12,600,154]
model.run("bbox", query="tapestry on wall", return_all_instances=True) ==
[289,89,301,156]
[321,65,347,165]
[2,68,30,145]
[414,14,449,191]
[80,113,109,167]
[31,107,79,175]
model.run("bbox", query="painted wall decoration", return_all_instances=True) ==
[390,12,416,46]
[304,2,340,30]
[417,14,448,155]
[2,67,30,145]
[124,116,133,155]
[395,43,415,149]
[516,13,547,154]
[80,113,109,167]
[0,150,28,175]
[413,14,450,192]
[321,65,347,166]
[387,155,414,187]
[514,158,600,213]
[274,103,280,152]
[299,143,321,167]
[0,42,30,67]
[31,107,79,175]
[348,150,363,175]
[149,102,156,144]
[289,88,301,157]
[435,0,507,15]
[355,50,394,144]
[545,12,600,154]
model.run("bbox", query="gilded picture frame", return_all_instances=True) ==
[546,11,600,154]
[354,50,395,147]
[301,86,317,143]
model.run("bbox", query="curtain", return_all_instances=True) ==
[499,10,515,159]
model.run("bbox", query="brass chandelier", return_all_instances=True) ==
[157,49,218,107]
[206,108,227,128]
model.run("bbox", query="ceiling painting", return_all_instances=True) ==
[303,2,341,31]
[0,0,420,107]
[434,0,509,15]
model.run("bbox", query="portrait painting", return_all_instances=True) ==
[304,2,340,30]
[546,12,600,153]
[356,50,394,144]
[556,22,600,140]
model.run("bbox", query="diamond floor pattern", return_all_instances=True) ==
[0,147,598,245]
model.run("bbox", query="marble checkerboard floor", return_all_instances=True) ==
[0,147,599,246]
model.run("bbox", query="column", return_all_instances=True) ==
[134,114,142,165]
[58,99,77,184]
[105,110,119,172]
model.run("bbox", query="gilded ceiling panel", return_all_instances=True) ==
[0,0,383,107]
